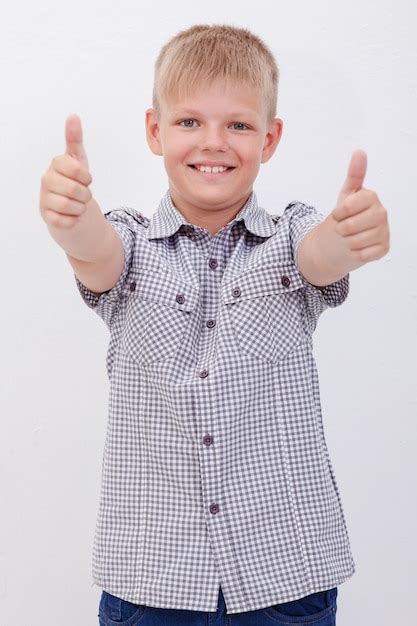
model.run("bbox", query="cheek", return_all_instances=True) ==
[169,146,192,166]
[231,139,262,165]
[164,150,185,169]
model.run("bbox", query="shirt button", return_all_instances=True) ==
[176,293,185,304]
[209,258,218,269]
[232,287,241,298]
[129,281,136,292]
[281,275,291,288]
[202,434,213,446]
[206,319,216,328]
[199,369,209,378]
[209,503,219,514]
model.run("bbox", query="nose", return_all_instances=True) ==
[197,124,229,152]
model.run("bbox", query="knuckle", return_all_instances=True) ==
[52,211,73,228]
[340,217,352,235]
[68,180,79,195]
[343,217,353,233]
[48,210,61,226]
[343,198,353,213]
[61,197,73,212]
[52,211,63,226]
[72,160,82,176]
[358,248,368,262]
[53,154,63,167]
[80,167,91,186]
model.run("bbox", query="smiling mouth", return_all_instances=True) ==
[188,164,236,176]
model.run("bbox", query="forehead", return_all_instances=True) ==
[164,79,265,119]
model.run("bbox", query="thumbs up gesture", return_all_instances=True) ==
[39,114,96,229]
[300,150,390,286]
[331,149,390,267]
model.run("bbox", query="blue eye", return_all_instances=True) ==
[179,119,197,128]
[231,122,249,131]
[178,119,250,130]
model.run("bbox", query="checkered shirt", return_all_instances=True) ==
[74,188,355,614]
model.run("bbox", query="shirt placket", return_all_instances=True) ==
[188,225,247,611]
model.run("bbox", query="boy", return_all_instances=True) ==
[39,24,389,625]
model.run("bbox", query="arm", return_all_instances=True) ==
[65,213,125,296]
[46,193,125,295]
[296,222,349,288]
[41,115,126,296]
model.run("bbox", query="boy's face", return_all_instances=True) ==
[145,78,283,222]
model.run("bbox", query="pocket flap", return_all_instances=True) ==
[222,263,304,305]
[123,267,199,312]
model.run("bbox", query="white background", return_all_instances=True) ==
[1,0,416,623]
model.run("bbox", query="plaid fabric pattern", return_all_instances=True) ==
[74,189,355,614]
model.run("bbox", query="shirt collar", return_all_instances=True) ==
[145,189,277,240]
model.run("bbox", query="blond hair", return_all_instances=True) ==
[152,24,279,124]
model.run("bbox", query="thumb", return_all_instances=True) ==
[335,149,367,208]
[65,113,90,171]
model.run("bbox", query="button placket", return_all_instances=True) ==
[200,250,223,528]
[197,370,219,517]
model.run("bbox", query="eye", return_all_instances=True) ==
[178,119,250,130]
[178,119,198,128]
[230,122,249,131]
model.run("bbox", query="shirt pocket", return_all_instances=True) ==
[222,262,307,364]
[120,267,198,367]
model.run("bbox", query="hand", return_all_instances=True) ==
[39,114,95,229]
[329,149,390,270]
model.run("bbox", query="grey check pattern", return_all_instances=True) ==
[74,189,355,614]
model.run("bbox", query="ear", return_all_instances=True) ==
[145,108,163,156]
[260,118,284,164]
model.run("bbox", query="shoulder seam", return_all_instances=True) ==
[105,206,150,227]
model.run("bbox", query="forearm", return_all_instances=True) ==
[47,197,114,263]
[296,222,350,287]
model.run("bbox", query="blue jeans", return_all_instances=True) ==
[98,585,338,625]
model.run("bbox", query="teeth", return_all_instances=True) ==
[195,165,229,173]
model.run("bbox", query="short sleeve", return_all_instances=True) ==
[284,201,350,327]
[74,207,144,329]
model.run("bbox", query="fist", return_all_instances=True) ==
[330,149,390,268]
[39,114,94,229]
